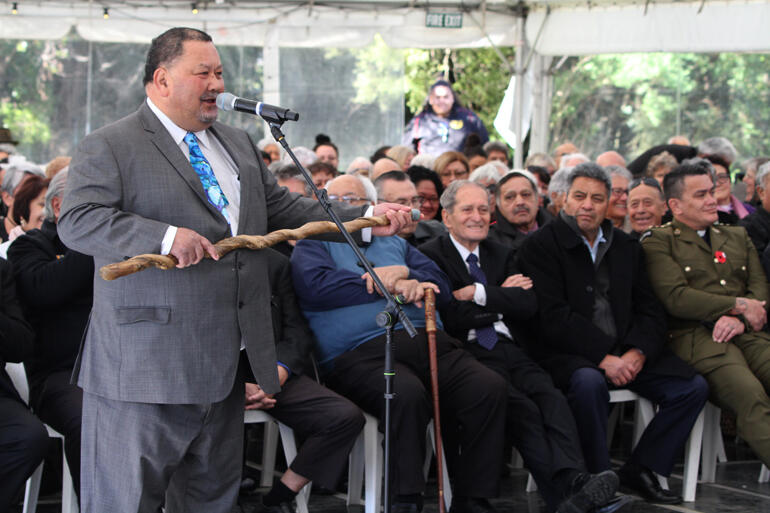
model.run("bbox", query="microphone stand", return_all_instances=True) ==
[268,120,415,513]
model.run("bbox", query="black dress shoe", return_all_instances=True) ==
[618,464,682,504]
[258,500,296,513]
[591,495,636,513]
[449,497,497,513]
[392,502,420,513]
[557,470,619,513]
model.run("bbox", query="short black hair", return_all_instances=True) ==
[663,162,713,202]
[143,27,212,86]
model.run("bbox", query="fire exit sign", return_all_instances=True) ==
[426,12,463,28]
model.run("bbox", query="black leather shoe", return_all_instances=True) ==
[591,495,636,513]
[392,502,420,513]
[618,464,682,504]
[557,470,619,513]
[449,497,497,513]
[258,501,296,513]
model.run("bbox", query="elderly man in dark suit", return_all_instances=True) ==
[0,258,47,511]
[419,180,621,513]
[58,27,411,513]
[8,169,92,501]
[518,163,708,505]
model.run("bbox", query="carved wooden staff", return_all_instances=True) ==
[99,214,393,281]
[424,287,446,513]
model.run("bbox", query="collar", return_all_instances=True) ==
[146,98,211,150]
[449,233,479,264]
[558,210,614,249]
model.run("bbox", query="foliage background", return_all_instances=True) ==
[1,31,769,169]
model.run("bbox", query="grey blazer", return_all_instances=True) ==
[59,101,362,403]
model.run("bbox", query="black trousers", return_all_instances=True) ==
[324,329,508,498]
[30,369,82,497]
[0,395,49,510]
[465,340,585,511]
[264,374,365,490]
[567,367,709,475]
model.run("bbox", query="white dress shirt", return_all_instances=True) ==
[448,234,512,341]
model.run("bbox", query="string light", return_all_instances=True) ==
[191,2,198,14]
[11,2,18,14]
[103,7,109,19]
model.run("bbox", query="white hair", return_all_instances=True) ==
[325,174,377,204]
[697,137,738,166]
[283,146,318,168]
[410,153,437,170]
[45,168,68,221]
[604,165,633,182]
[469,163,504,184]
[548,168,572,195]
[756,161,770,190]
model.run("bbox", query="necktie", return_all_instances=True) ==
[466,253,498,350]
[184,132,230,224]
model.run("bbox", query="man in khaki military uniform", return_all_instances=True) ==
[642,161,770,466]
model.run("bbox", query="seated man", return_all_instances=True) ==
[739,161,770,278]
[8,169,92,500]
[488,170,554,253]
[642,162,770,468]
[0,257,48,511]
[290,203,508,513]
[518,163,708,505]
[419,180,620,513]
[243,249,365,512]
[627,178,666,239]
[375,171,445,247]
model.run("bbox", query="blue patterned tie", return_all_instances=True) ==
[184,132,230,224]
[466,253,498,350]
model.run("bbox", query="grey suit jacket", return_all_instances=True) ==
[59,101,362,403]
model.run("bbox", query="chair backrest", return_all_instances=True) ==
[4,362,30,404]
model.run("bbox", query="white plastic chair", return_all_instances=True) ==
[5,362,79,513]
[607,388,704,502]
[243,410,311,513]
[347,412,452,513]
[700,403,768,484]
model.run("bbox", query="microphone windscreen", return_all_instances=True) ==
[216,92,236,111]
[410,208,421,221]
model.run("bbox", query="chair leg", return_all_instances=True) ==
[277,423,310,513]
[347,432,365,506]
[700,403,721,482]
[363,415,382,513]
[759,465,770,483]
[682,407,705,502]
[260,421,280,487]
[525,474,537,492]
[61,441,79,513]
[22,462,44,513]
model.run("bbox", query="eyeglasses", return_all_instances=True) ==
[379,196,424,208]
[715,173,731,184]
[328,194,370,205]
[419,194,440,204]
[611,187,629,197]
[629,177,662,192]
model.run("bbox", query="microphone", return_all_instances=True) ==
[216,92,299,124]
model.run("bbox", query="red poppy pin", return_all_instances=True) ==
[715,251,727,264]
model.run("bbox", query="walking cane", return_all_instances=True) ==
[423,287,447,513]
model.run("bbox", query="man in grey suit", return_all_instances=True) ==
[58,27,412,513]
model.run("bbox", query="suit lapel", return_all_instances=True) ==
[139,103,224,221]
[440,234,474,286]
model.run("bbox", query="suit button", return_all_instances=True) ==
[719,279,726,286]
[238,301,245,308]
[742,266,747,271]
[238,262,244,270]
[714,258,719,263]
[586,285,593,292]
[684,266,691,272]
